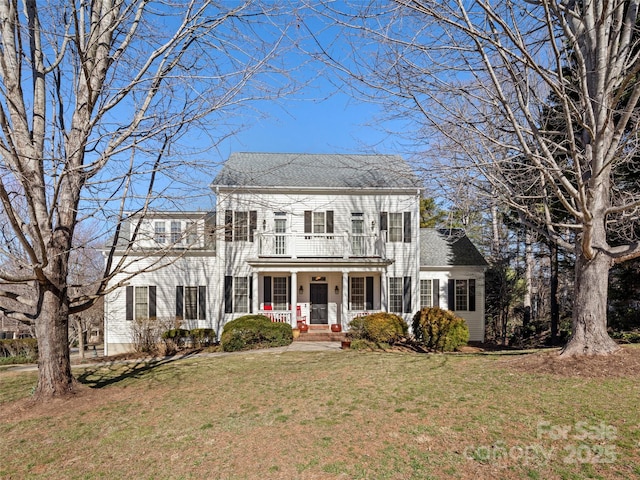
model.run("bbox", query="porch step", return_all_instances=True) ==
[295,331,347,342]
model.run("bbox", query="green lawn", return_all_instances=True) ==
[1,348,639,479]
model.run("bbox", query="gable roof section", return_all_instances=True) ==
[420,228,488,267]
[212,152,420,189]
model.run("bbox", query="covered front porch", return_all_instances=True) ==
[248,259,392,331]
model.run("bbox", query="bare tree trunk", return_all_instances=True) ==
[523,227,533,333]
[34,291,74,399]
[73,316,86,360]
[562,251,619,356]
[549,242,559,343]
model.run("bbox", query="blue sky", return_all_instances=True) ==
[214,83,405,162]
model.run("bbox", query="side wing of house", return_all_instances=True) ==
[418,229,488,342]
[103,213,220,355]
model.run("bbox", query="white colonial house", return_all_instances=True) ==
[104,153,487,354]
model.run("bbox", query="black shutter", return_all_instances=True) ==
[225,210,233,242]
[264,276,272,307]
[468,279,476,312]
[366,276,374,310]
[304,211,312,233]
[433,279,440,308]
[403,212,412,243]
[149,286,156,319]
[380,212,388,232]
[249,278,253,313]
[126,286,133,321]
[198,286,206,319]
[287,276,292,307]
[224,276,233,313]
[176,286,183,319]
[448,279,455,310]
[326,211,334,234]
[249,211,257,242]
[403,276,412,313]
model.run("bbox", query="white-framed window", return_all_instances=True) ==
[455,280,468,311]
[351,213,365,256]
[234,276,249,313]
[273,277,288,310]
[380,211,412,243]
[126,285,156,321]
[388,213,403,242]
[420,279,440,308]
[135,286,149,319]
[176,285,206,320]
[154,222,166,244]
[224,210,257,242]
[171,221,182,244]
[304,210,334,234]
[350,277,365,310]
[389,277,403,313]
[274,217,287,255]
[448,279,476,312]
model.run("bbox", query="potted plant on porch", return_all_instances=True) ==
[331,323,342,333]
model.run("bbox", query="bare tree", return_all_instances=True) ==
[308,0,640,355]
[0,0,293,399]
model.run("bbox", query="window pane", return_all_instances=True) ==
[389,277,403,313]
[154,222,166,244]
[351,218,364,255]
[351,277,365,310]
[275,218,287,255]
[455,280,468,311]
[185,286,198,319]
[234,277,249,313]
[389,213,402,242]
[313,212,325,233]
[171,221,182,244]
[135,286,148,319]
[235,211,248,241]
[273,277,287,310]
[420,279,432,308]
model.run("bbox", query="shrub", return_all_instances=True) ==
[221,315,293,352]
[0,338,38,362]
[189,328,216,347]
[348,312,408,344]
[412,307,469,352]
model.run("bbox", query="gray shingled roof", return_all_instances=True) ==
[420,228,488,267]
[212,152,421,189]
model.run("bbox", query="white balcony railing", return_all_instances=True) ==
[257,232,384,258]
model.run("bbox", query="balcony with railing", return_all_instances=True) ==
[256,232,384,259]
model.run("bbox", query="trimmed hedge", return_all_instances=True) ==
[348,312,408,344]
[221,315,293,352]
[412,307,469,352]
[160,328,217,351]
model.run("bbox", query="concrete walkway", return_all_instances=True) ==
[4,341,344,373]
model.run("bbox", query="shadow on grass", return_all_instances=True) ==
[76,350,203,389]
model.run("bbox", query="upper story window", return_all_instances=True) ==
[186,221,198,246]
[225,210,257,242]
[380,212,412,243]
[304,210,334,234]
[171,221,182,244]
[154,222,166,244]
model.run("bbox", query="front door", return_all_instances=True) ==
[310,283,328,324]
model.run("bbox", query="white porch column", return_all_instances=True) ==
[381,270,388,311]
[290,271,298,327]
[252,271,259,313]
[341,271,348,327]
